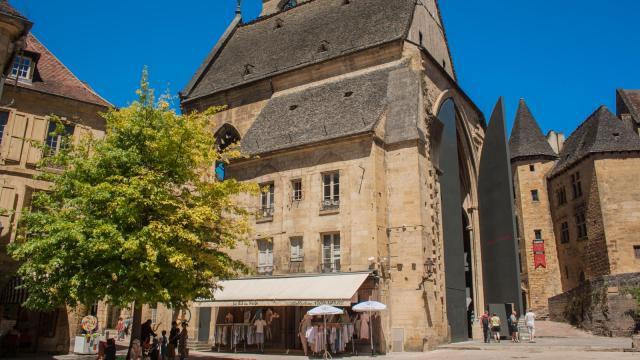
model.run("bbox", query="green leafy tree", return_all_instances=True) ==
[9,70,256,343]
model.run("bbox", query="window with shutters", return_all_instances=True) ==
[257,239,273,275]
[290,236,303,262]
[0,111,8,144]
[321,233,340,273]
[0,185,16,243]
[44,121,75,158]
[258,183,274,221]
[561,221,570,244]
[321,172,339,211]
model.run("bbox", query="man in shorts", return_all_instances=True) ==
[524,309,536,342]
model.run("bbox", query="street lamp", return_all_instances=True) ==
[417,258,436,290]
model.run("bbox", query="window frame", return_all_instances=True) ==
[257,239,274,275]
[322,171,340,209]
[291,179,303,201]
[10,55,33,81]
[634,245,640,260]
[321,233,341,273]
[0,111,8,145]
[571,172,583,199]
[44,121,75,158]
[531,189,540,202]
[259,182,275,219]
[290,236,304,262]
[560,221,570,244]
[575,211,587,240]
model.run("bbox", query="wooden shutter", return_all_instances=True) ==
[73,124,92,146]
[0,185,16,241]
[4,112,28,162]
[25,115,48,165]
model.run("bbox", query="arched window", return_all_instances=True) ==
[214,124,241,181]
[282,0,298,11]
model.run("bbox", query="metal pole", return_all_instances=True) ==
[369,310,374,356]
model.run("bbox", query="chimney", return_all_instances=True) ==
[546,130,565,154]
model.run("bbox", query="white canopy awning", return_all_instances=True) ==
[194,272,370,307]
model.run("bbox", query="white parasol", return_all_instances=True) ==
[353,300,387,356]
[307,305,344,359]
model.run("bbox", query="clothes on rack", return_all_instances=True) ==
[358,313,370,340]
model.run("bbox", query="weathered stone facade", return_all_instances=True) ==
[0,10,111,353]
[548,273,640,337]
[175,0,487,353]
[511,95,640,329]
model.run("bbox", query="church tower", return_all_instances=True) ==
[509,99,562,315]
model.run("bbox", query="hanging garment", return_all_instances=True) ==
[354,315,361,338]
[359,313,370,340]
[244,310,252,324]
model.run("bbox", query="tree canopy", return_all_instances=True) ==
[9,70,256,311]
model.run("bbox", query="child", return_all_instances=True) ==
[160,330,168,360]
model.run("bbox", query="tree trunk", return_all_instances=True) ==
[126,303,142,360]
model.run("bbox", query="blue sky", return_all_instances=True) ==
[10,0,640,135]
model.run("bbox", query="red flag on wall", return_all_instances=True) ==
[532,240,546,269]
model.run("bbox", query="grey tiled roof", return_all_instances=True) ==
[241,66,393,155]
[183,0,416,101]
[618,89,640,124]
[548,106,640,177]
[509,99,557,162]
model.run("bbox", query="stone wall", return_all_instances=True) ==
[548,272,639,337]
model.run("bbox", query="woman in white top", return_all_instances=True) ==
[524,310,536,342]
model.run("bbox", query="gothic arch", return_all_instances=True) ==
[214,123,241,151]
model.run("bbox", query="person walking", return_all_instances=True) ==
[141,320,157,347]
[479,311,491,343]
[524,309,536,343]
[509,311,520,343]
[168,322,179,360]
[160,330,169,360]
[116,318,126,341]
[178,322,189,360]
[490,313,501,343]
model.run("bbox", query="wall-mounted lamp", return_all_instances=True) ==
[417,258,436,290]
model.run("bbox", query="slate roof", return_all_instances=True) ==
[8,33,111,108]
[548,106,640,177]
[241,66,392,155]
[0,1,27,19]
[509,99,557,162]
[617,89,640,124]
[182,0,416,101]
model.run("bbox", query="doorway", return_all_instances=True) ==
[198,307,212,342]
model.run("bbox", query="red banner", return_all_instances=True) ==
[533,240,546,269]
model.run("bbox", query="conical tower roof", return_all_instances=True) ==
[509,99,558,162]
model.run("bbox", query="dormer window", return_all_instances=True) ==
[10,55,33,81]
[282,0,297,11]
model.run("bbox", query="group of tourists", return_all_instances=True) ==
[480,309,537,344]
[125,320,189,360]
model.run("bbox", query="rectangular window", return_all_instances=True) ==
[0,111,8,144]
[10,55,32,80]
[635,246,640,259]
[575,211,587,240]
[44,122,75,157]
[291,179,302,201]
[259,183,275,218]
[534,230,542,240]
[529,164,535,172]
[290,236,303,262]
[571,172,583,199]
[322,233,340,273]
[531,189,539,202]
[561,221,570,244]
[419,31,424,47]
[557,187,567,205]
[257,239,274,275]
[322,172,340,209]
[564,265,569,279]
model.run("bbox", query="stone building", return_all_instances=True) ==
[511,93,640,320]
[0,2,111,353]
[176,0,489,353]
[509,99,563,315]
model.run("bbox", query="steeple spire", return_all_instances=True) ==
[509,99,558,162]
